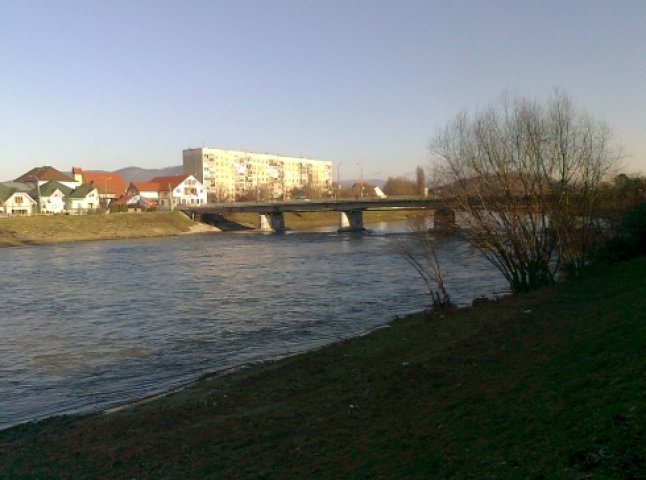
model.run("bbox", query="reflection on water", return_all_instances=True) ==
[0,223,507,428]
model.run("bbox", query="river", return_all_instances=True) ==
[0,222,508,429]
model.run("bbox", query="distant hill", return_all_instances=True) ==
[115,166,183,184]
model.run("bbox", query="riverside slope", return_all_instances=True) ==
[0,212,212,247]
[0,210,418,246]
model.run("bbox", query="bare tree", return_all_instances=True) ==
[431,91,620,293]
[208,183,231,203]
[383,176,417,196]
[398,214,452,309]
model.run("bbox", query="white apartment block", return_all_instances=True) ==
[183,147,333,201]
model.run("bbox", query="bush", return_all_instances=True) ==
[600,202,646,261]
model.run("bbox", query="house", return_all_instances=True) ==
[126,182,160,205]
[15,166,78,190]
[72,167,127,208]
[29,181,72,214]
[149,175,207,209]
[111,194,157,212]
[67,184,99,214]
[0,184,37,216]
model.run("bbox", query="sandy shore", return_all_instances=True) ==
[181,222,221,234]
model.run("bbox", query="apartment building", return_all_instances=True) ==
[183,147,332,201]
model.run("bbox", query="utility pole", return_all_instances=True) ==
[336,161,343,200]
[356,162,363,198]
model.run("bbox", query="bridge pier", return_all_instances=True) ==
[259,213,286,233]
[434,209,456,231]
[338,210,365,232]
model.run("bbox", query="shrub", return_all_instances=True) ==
[600,202,646,261]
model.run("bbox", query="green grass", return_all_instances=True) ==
[0,212,195,246]
[0,258,644,479]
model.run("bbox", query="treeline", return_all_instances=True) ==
[382,166,427,196]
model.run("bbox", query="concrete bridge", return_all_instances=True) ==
[180,198,456,233]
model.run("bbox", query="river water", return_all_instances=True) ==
[0,222,508,429]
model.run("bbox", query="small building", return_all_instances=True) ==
[111,194,157,212]
[126,182,160,205]
[67,184,99,214]
[0,185,37,216]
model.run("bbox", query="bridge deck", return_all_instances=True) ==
[181,198,446,215]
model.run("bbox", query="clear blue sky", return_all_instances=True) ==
[1,0,644,182]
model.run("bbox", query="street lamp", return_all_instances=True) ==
[336,161,343,200]
[356,162,364,198]
[103,177,112,209]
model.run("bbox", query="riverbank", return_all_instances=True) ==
[0,212,209,247]
[0,209,423,247]
[1,257,643,478]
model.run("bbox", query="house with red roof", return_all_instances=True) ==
[72,167,127,208]
[125,175,206,210]
[111,194,157,212]
[150,175,207,210]
[15,166,78,190]
[126,182,160,205]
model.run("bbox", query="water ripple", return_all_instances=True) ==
[0,225,507,428]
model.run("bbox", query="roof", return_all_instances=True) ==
[81,171,128,195]
[29,181,73,198]
[113,194,156,206]
[0,184,36,203]
[15,166,74,183]
[112,194,132,205]
[150,175,189,191]
[68,183,98,199]
[0,184,14,201]
[0,181,32,191]
[130,182,161,192]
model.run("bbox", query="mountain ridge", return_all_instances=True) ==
[114,166,184,184]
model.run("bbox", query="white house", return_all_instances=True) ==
[30,181,72,214]
[67,184,99,214]
[0,185,37,216]
[150,175,207,209]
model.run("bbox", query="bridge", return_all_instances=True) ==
[180,198,456,233]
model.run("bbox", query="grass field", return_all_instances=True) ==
[0,256,643,479]
[0,212,196,247]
